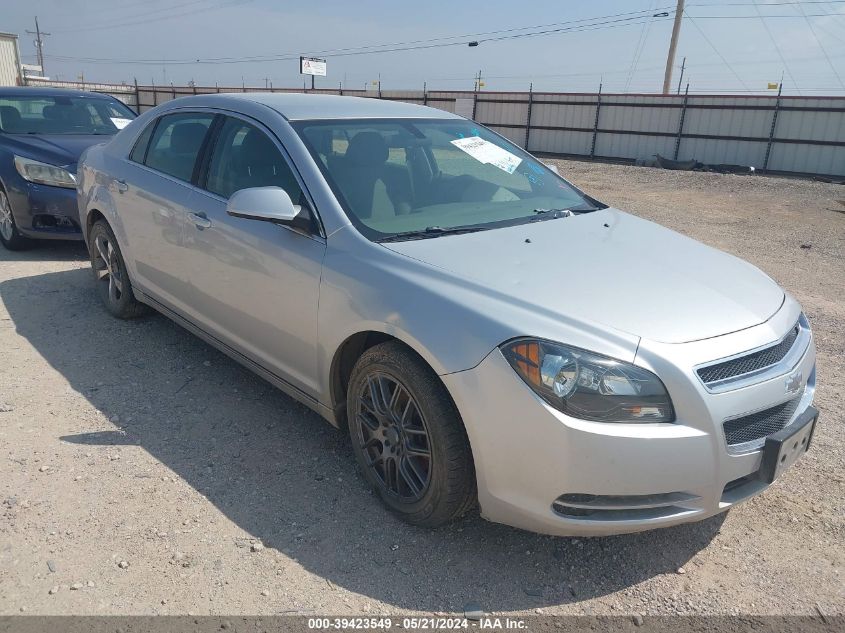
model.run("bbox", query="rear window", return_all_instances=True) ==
[142,112,214,182]
[0,95,135,135]
[129,119,156,163]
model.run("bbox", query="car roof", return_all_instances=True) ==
[177,92,463,121]
[0,86,120,99]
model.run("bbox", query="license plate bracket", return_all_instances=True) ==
[758,405,818,484]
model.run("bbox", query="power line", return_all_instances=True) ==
[51,0,253,33]
[816,2,845,40]
[378,46,844,85]
[43,8,674,65]
[684,11,845,15]
[625,1,659,92]
[683,10,751,89]
[195,6,673,64]
[690,0,845,5]
[796,1,845,89]
[50,0,223,26]
[752,0,802,94]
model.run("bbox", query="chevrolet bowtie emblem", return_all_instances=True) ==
[785,369,803,394]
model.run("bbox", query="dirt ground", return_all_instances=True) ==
[1,160,843,617]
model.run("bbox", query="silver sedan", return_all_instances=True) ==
[77,93,817,536]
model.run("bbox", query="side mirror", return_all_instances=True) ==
[544,163,560,175]
[227,186,300,224]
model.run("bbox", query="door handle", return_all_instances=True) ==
[188,212,212,229]
[114,179,128,193]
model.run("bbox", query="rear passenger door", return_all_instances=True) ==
[181,114,326,397]
[119,111,214,313]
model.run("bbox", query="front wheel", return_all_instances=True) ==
[88,220,148,319]
[347,341,476,527]
[0,187,32,251]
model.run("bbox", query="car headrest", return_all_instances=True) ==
[0,105,22,130]
[68,106,92,125]
[346,131,388,167]
[239,128,279,167]
[170,122,207,153]
[308,128,333,155]
[42,104,60,120]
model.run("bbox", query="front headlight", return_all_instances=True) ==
[501,339,674,423]
[14,155,77,189]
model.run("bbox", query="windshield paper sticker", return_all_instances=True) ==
[450,136,522,174]
[110,117,132,129]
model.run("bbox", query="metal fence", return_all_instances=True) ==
[33,79,845,178]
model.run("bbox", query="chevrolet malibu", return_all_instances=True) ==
[0,87,135,249]
[77,94,818,536]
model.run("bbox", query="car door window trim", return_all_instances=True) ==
[194,108,325,238]
[121,105,326,239]
[193,114,225,189]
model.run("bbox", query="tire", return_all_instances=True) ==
[0,186,33,251]
[347,341,476,527]
[88,219,149,319]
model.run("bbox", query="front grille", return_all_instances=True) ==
[723,396,802,448]
[697,323,800,385]
[552,491,701,521]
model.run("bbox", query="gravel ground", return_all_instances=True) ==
[0,161,843,617]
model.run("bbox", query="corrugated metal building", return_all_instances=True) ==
[0,33,22,87]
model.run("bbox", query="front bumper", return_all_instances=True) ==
[442,300,817,537]
[6,177,83,241]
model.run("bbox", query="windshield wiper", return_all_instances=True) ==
[532,207,574,218]
[531,204,603,221]
[378,225,487,243]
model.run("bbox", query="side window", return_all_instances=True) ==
[205,117,304,203]
[128,119,156,163]
[144,112,214,182]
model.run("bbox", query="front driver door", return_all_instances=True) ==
[181,114,326,397]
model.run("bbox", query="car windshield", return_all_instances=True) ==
[294,118,604,241]
[0,95,136,135]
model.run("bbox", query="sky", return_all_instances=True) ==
[3,0,845,95]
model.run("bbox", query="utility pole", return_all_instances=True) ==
[662,0,685,94]
[26,16,50,74]
[676,56,686,94]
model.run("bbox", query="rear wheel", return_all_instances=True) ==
[347,341,476,527]
[0,187,32,251]
[88,220,148,319]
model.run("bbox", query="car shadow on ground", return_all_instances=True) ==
[0,240,88,263]
[0,267,725,613]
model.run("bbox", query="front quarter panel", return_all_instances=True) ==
[316,226,641,407]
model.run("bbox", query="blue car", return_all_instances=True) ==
[0,87,136,250]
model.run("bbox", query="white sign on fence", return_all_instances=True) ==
[300,57,327,77]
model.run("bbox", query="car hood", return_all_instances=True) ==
[2,133,110,168]
[381,208,784,344]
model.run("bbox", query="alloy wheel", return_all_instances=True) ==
[355,373,433,501]
[93,233,124,304]
[0,190,13,241]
